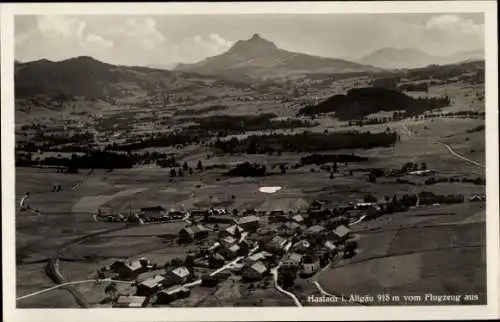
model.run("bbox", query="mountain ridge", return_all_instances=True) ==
[358,47,485,69]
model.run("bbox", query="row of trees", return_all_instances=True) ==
[213,131,398,154]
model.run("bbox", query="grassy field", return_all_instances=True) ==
[318,203,486,305]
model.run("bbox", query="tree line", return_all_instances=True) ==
[213,130,398,154]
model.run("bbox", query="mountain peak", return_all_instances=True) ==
[227,33,278,55]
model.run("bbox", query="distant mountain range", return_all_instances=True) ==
[357,47,484,69]
[175,34,381,80]
[14,56,248,99]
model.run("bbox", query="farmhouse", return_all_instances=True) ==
[264,235,288,254]
[201,272,231,287]
[284,222,301,232]
[469,194,486,202]
[242,261,268,281]
[324,240,337,253]
[136,275,165,296]
[282,252,303,268]
[116,260,145,280]
[330,225,351,244]
[178,224,209,242]
[157,286,190,304]
[292,198,310,211]
[221,225,245,238]
[165,266,191,285]
[291,214,305,224]
[113,295,148,308]
[246,251,274,264]
[216,244,241,260]
[292,239,311,253]
[300,255,320,276]
[236,215,260,231]
[310,200,326,210]
[221,236,238,245]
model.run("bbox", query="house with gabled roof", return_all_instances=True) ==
[179,224,209,242]
[157,286,190,304]
[221,224,245,238]
[264,235,288,254]
[165,266,191,286]
[330,225,351,244]
[136,275,165,296]
[291,214,305,224]
[116,260,145,280]
[216,243,241,260]
[282,252,303,268]
[242,261,268,281]
[236,215,260,231]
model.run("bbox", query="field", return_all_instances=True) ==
[14,65,488,308]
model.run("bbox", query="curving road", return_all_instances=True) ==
[16,279,134,301]
[440,143,485,168]
[271,264,303,307]
[401,119,484,168]
[311,212,367,305]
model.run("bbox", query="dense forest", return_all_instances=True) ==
[213,130,398,154]
[298,87,450,120]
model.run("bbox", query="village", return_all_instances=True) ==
[90,181,484,308]
[97,198,360,308]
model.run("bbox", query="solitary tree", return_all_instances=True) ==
[182,161,189,171]
[104,282,118,302]
[332,162,338,173]
[197,160,204,171]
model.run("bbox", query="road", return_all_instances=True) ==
[401,119,484,168]
[270,264,303,307]
[160,246,259,293]
[16,278,134,301]
[441,142,485,168]
[311,212,367,305]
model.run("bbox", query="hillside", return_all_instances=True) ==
[175,34,381,80]
[358,47,484,69]
[14,56,249,99]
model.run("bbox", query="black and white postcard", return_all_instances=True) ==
[1,1,498,321]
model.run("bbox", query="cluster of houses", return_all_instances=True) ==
[105,199,381,307]
[110,258,195,307]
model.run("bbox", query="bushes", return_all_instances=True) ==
[224,162,267,177]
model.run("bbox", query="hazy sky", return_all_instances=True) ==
[14,13,485,66]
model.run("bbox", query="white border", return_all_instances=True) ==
[1,2,498,321]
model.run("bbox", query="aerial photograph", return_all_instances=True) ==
[13,13,486,308]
